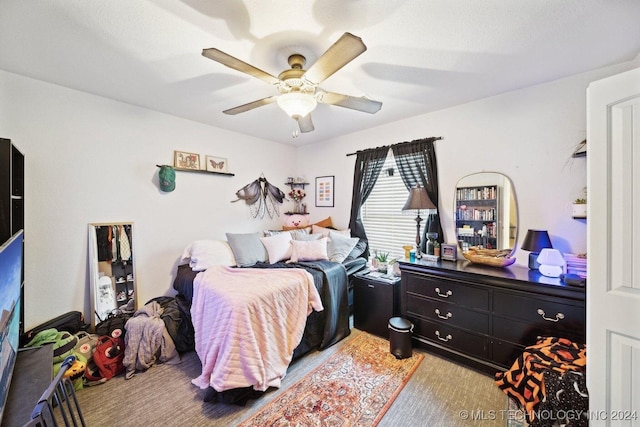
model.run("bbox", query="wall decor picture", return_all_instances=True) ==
[174,150,200,170]
[315,176,335,207]
[206,156,229,173]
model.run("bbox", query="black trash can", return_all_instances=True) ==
[388,317,413,359]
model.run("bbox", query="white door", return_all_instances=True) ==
[587,66,640,426]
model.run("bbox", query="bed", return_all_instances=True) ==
[172,227,367,402]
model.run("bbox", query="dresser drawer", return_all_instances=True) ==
[493,315,585,346]
[493,291,585,345]
[412,317,489,360]
[492,339,525,369]
[493,292,586,327]
[406,295,489,334]
[404,273,489,310]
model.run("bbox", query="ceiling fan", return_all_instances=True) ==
[202,32,382,134]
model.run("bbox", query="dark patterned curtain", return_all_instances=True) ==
[391,137,444,251]
[348,147,389,259]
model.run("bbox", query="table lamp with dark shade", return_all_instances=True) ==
[402,186,436,259]
[521,229,553,269]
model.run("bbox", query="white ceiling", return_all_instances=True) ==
[1,1,639,145]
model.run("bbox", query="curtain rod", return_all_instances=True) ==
[345,136,443,157]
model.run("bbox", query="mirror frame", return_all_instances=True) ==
[88,222,137,329]
[454,172,518,255]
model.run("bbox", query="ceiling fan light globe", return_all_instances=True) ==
[277,93,317,118]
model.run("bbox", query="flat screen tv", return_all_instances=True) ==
[0,230,23,423]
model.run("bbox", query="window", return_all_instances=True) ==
[360,152,416,259]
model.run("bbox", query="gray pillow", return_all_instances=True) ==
[327,230,359,263]
[225,232,268,266]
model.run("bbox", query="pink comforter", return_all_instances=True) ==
[190,265,323,392]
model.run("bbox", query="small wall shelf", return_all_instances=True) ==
[285,182,308,188]
[572,139,587,158]
[285,181,309,215]
[572,203,587,219]
[156,165,235,177]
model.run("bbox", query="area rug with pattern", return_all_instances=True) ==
[239,332,424,426]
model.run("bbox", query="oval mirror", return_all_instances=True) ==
[454,172,517,254]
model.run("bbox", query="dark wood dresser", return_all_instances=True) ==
[398,259,586,375]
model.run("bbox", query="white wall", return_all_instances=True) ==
[1,70,296,329]
[296,60,638,266]
[2,57,637,330]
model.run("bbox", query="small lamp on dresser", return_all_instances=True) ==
[537,248,566,277]
[402,186,436,259]
[521,229,553,270]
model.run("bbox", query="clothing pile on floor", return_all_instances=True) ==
[495,336,588,427]
[123,300,179,378]
[123,296,194,379]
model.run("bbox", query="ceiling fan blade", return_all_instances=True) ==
[223,96,279,115]
[317,91,382,114]
[202,48,281,86]
[303,33,367,85]
[296,114,315,133]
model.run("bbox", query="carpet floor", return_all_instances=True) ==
[74,329,508,426]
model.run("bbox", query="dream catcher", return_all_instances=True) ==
[232,174,286,219]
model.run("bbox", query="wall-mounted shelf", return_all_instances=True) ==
[285,181,309,215]
[285,182,308,188]
[156,165,234,177]
[572,203,587,219]
[572,139,587,158]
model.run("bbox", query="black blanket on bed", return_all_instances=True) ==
[172,260,351,358]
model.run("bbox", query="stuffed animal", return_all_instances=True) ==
[54,354,87,390]
[62,358,87,381]
[284,214,310,229]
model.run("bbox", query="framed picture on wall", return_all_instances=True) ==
[206,156,228,173]
[174,151,200,170]
[315,176,334,207]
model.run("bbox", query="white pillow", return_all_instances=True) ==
[181,240,237,271]
[311,224,351,238]
[327,231,360,263]
[289,237,329,262]
[260,232,293,264]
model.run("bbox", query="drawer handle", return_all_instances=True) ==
[367,284,375,288]
[537,309,565,322]
[434,287,453,298]
[435,330,453,342]
[435,309,452,320]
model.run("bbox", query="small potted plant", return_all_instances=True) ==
[373,251,398,275]
[373,251,391,274]
[572,188,587,218]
